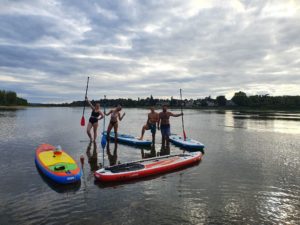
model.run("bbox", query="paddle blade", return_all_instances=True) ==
[80,116,85,126]
[183,130,187,141]
[101,134,107,149]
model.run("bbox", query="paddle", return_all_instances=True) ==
[80,77,90,126]
[101,95,107,166]
[180,89,187,141]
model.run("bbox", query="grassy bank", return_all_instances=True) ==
[0,105,28,110]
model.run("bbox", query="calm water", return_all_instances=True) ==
[0,107,299,225]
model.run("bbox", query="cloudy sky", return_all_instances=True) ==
[0,0,299,103]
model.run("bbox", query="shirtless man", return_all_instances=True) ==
[138,107,159,145]
[158,105,183,149]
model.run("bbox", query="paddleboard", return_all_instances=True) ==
[94,152,202,182]
[103,131,152,146]
[169,134,205,151]
[35,144,81,184]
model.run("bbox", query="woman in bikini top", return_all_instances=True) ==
[110,110,119,125]
[105,105,126,143]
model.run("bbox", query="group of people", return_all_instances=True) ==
[85,96,183,148]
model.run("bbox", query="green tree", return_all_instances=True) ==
[0,90,5,105]
[216,95,227,106]
[231,91,249,106]
[6,91,17,105]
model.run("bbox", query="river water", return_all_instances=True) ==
[0,107,299,225]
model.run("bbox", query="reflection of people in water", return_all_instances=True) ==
[106,142,118,166]
[141,146,157,159]
[86,142,100,171]
[159,145,170,156]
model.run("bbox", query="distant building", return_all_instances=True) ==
[185,99,194,107]
[226,100,236,106]
[156,101,170,106]
[206,101,216,107]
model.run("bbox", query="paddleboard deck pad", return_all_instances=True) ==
[103,131,152,146]
[35,144,81,184]
[169,134,205,151]
[94,152,202,182]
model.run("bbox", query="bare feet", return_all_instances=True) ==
[138,137,143,140]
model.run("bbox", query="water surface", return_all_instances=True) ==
[0,107,299,225]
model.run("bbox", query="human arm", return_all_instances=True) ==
[105,110,112,116]
[119,112,126,121]
[85,96,95,110]
[98,111,104,120]
[157,114,161,130]
[169,112,183,117]
[156,113,159,128]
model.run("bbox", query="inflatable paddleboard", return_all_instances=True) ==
[103,131,152,146]
[35,144,81,184]
[94,152,202,182]
[169,134,205,151]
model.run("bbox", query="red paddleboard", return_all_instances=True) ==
[94,152,202,182]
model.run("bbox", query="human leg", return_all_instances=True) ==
[86,122,93,141]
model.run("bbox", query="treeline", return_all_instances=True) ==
[0,90,28,106]
[57,92,300,109]
[231,91,300,109]
[28,91,300,109]
[68,96,166,107]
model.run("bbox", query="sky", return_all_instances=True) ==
[0,0,300,103]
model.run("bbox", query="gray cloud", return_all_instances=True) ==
[0,0,299,103]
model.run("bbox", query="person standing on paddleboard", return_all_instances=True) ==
[138,106,159,145]
[85,97,104,142]
[158,105,183,149]
[105,105,126,144]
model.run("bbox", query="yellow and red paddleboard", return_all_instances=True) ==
[35,144,81,184]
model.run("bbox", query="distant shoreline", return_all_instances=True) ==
[1,105,300,112]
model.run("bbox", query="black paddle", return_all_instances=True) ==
[101,95,107,167]
[180,89,187,141]
[80,77,90,126]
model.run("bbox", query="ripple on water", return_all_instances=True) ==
[254,185,300,224]
[4,185,86,225]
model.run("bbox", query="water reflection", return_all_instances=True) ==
[141,146,157,159]
[36,165,81,193]
[0,108,299,225]
[159,145,170,156]
[86,142,100,172]
[256,189,300,224]
[223,110,300,134]
[106,142,119,166]
[0,110,17,141]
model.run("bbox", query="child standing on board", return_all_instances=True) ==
[85,97,104,142]
[105,105,126,144]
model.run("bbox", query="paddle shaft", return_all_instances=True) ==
[102,95,106,166]
[82,77,90,115]
[180,89,186,139]
[103,95,106,132]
